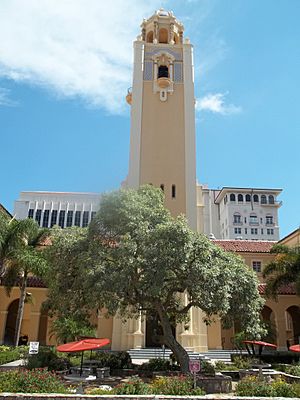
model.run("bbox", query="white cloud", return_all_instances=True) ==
[0,0,161,114]
[0,87,18,106]
[196,93,241,115]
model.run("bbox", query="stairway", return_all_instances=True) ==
[128,348,209,362]
[204,349,247,362]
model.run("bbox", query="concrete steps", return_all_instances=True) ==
[128,348,209,362]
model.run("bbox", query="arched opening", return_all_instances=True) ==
[261,305,277,343]
[286,306,300,345]
[158,65,169,79]
[261,195,267,204]
[238,194,243,202]
[246,194,251,202]
[159,28,168,44]
[38,308,48,345]
[253,194,259,203]
[269,195,275,204]
[146,31,153,43]
[230,194,236,202]
[146,312,175,348]
[4,299,19,345]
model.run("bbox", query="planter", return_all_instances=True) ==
[196,373,232,394]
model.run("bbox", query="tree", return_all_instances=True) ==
[43,227,96,343]
[263,244,300,298]
[0,217,48,346]
[86,185,265,373]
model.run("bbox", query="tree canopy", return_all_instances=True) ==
[45,185,265,372]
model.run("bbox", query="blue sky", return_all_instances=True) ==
[0,0,299,238]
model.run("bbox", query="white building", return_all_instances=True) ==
[14,191,101,228]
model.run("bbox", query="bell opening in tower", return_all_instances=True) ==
[158,65,169,79]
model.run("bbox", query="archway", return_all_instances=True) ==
[145,312,176,348]
[286,306,300,345]
[38,308,48,345]
[261,305,277,343]
[146,31,153,43]
[4,299,19,345]
[159,28,168,44]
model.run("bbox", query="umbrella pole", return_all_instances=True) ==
[80,351,84,376]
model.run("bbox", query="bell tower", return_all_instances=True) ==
[127,9,197,230]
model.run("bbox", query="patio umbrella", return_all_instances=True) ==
[57,338,110,376]
[242,340,277,356]
[289,344,300,352]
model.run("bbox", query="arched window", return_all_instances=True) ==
[233,213,241,224]
[238,194,243,202]
[159,28,168,43]
[146,31,153,43]
[246,194,251,202]
[158,65,169,79]
[261,195,267,204]
[253,194,259,203]
[269,195,275,204]
[230,193,236,202]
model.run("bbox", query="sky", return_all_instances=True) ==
[0,0,299,238]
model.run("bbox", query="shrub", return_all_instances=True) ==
[152,375,205,395]
[200,360,215,375]
[85,387,112,395]
[0,345,28,365]
[113,378,151,394]
[92,351,132,369]
[0,369,68,393]
[236,376,300,397]
[26,347,70,371]
[139,357,179,371]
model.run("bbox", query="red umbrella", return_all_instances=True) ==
[242,340,277,356]
[289,344,300,352]
[57,338,110,376]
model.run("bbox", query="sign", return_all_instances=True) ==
[189,360,201,373]
[29,341,39,355]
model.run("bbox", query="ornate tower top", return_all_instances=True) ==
[140,9,184,45]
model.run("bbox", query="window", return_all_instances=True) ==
[246,194,251,202]
[58,210,65,228]
[238,194,243,202]
[244,228,248,234]
[252,261,262,273]
[253,194,259,203]
[251,228,258,235]
[66,211,73,227]
[50,210,58,227]
[269,195,275,204]
[91,211,96,221]
[261,195,267,204]
[244,217,247,223]
[249,214,258,225]
[261,228,264,234]
[266,215,274,225]
[267,228,274,235]
[160,184,164,192]
[234,228,241,234]
[28,209,34,218]
[35,209,42,225]
[158,65,169,79]
[171,184,176,198]
[74,211,81,227]
[82,211,89,228]
[230,194,236,202]
[42,210,50,228]
[233,213,241,224]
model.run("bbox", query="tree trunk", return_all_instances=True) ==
[14,275,27,346]
[156,304,190,374]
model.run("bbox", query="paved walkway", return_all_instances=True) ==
[0,358,24,367]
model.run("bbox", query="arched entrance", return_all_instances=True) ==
[4,299,19,345]
[145,313,176,348]
[261,305,277,343]
[38,308,48,345]
[286,306,300,345]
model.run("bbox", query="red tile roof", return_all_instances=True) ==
[259,283,296,295]
[213,240,276,253]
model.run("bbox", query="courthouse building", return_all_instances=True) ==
[1,9,299,351]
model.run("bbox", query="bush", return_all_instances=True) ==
[0,369,68,393]
[26,347,70,371]
[113,378,151,394]
[92,351,132,369]
[200,360,215,375]
[151,375,205,395]
[0,345,28,365]
[139,357,179,371]
[236,376,300,397]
